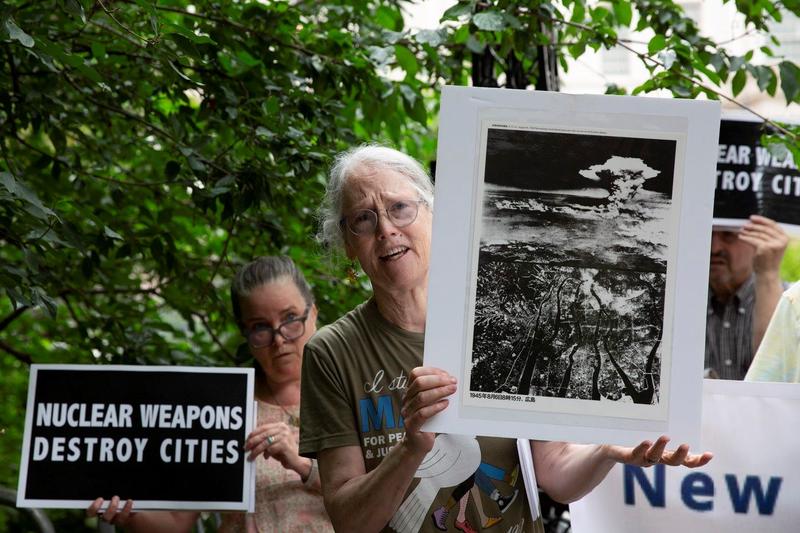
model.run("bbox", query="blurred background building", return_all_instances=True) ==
[407,0,800,121]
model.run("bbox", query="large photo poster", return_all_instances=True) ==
[423,86,721,446]
[468,122,679,422]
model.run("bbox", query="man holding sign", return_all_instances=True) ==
[705,215,788,380]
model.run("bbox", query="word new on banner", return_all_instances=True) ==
[17,365,255,511]
[570,379,800,532]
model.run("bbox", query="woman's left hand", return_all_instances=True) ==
[244,421,307,474]
[604,435,713,468]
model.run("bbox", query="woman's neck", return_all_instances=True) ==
[373,285,428,332]
[256,375,301,406]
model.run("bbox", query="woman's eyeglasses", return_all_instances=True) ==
[245,306,310,349]
[340,199,425,236]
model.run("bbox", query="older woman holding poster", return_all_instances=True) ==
[299,145,712,533]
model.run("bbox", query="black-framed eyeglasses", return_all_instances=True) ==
[339,199,426,236]
[245,306,311,349]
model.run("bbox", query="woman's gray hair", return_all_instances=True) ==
[317,145,434,254]
[230,256,314,329]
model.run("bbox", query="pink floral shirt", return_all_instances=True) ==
[219,400,333,533]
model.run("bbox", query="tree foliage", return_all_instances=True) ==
[0,0,434,525]
[1,0,799,529]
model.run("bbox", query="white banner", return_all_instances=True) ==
[571,379,800,532]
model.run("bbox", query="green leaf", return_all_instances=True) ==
[503,13,522,30]
[415,29,445,47]
[165,160,181,178]
[399,83,418,106]
[729,56,745,71]
[591,7,610,23]
[466,34,485,54]
[8,178,57,220]
[64,0,87,24]
[255,126,274,139]
[709,52,725,73]
[5,18,34,48]
[394,45,418,77]
[694,62,720,85]
[0,171,17,195]
[672,84,692,97]
[36,38,104,84]
[613,0,633,26]
[779,61,800,104]
[767,70,779,96]
[368,45,393,66]
[103,226,123,240]
[648,35,666,55]
[406,94,427,125]
[167,60,204,86]
[732,69,747,96]
[568,42,586,59]
[381,29,405,45]
[754,65,774,92]
[374,5,402,31]
[767,142,790,161]
[571,2,586,22]
[472,11,506,31]
[150,237,164,264]
[161,22,216,44]
[658,50,677,70]
[441,2,474,21]
[33,287,58,318]
[452,25,470,45]
[187,154,207,173]
[91,42,106,59]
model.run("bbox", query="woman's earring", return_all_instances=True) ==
[346,262,358,282]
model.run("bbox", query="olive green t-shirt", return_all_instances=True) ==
[300,299,543,533]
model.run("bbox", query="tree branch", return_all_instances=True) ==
[0,340,33,365]
[150,4,343,65]
[541,14,798,142]
[3,44,19,137]
[95,0,150,44]
[12,133,187,188]
[88,19,147,49]
[200,215,237,303]
[62,73,232,176]
[716,28,758,46]
[60,291,88,336]
[0,305,29,333]
[192,311,236,362]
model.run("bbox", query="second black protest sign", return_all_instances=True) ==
[714,118,800,232]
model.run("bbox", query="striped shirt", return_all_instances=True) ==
[704,275,756,380]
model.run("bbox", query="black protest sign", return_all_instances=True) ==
[714,118,800,233]
[17,365,254,510]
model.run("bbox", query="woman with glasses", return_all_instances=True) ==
[89,256,333,532]
[298,145,712,533]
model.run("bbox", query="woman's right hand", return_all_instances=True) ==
[87,496,134,527]
[244,421,310,478]
[400,366,457,455]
